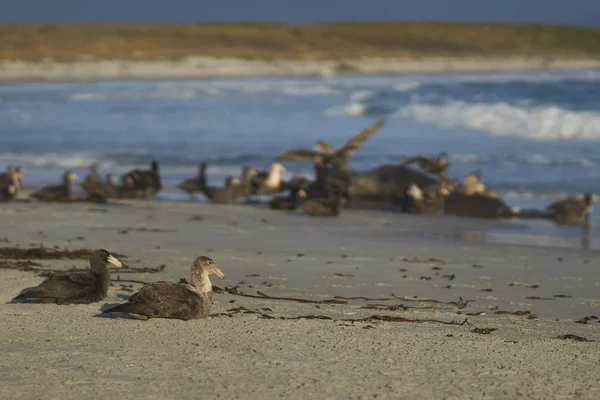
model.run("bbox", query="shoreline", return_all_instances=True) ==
[1,56,600,83]
[0,200,599,398]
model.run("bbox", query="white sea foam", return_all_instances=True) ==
[396,101,600,140]
[70,88,198,101]
[392,81,422,92]
[324,102,366,117]
[450,153,597,167]
[349,90,373,103]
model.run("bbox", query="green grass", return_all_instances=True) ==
[1,22,600,62]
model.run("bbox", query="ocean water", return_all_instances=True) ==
[1,69,599,247]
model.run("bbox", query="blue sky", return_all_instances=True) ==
[1,0,599,27]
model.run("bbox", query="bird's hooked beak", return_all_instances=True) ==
[211,265,225,279]
[107,254,123,268]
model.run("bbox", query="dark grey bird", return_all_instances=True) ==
[30,170,79,201]
[121,160,162,199]
[11,249,123,304]
[299,183,344,217]
[546,193,594,225]
[177,164,205,198]
[101,256,224,320]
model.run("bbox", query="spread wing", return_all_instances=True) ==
[275,149,322,161]
[316,140,336,154]
[337,119,385,157]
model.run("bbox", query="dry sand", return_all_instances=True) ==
[0,200,599,399]
[1,56,600,82]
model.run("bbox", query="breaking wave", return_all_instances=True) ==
[396,101,600,140]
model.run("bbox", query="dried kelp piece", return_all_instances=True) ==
[575,316,599,324]
[525,296,555,300]
[361,303,442,311]
[0,260,45,272]
[472,328,497,334]
[213,306,333,321]
[493,310,531,316]
[553,294,572,298]
[334,294,470,308]
[342,315,469,326]
[334,273,355,277]
[0,246,127,260]
[212,307,465,326]
[112,264,166,274]
[399,257,447,264]
[334,295,389,301]
[212,286,348,304]
[111,277,155,285]
[362,304,410,311]
[555,334,596,342]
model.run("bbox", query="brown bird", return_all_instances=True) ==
[101,256,224,320]
[30,170,79,201]
[177,164,205,199]
[546,193,594,226]
[275,119,386,171]
[299,184,344,217]
[399,152,450,179]
[270,186,307,210]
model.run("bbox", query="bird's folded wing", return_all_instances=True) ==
[68,271,99,285]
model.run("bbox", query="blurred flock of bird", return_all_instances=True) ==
[0,119,594,225]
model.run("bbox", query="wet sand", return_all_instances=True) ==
[1,56,600,83]
[1,200,599,399]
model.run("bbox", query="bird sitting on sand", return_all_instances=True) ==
[0,166,24,191]
[270,186,307,210]
[0,166,20,201]
[299,183,344,217]
[199,163,246,203]
[203,176,242,203]
[177,164,205,199]
[546,193,595,226]
[399,152,450,179]
[403,180,453,216]
[11,249,123,305]
[229,167,258,199]
[121,160,162,199]
[30,170,79,202]
[101,256,224,320]
[251,163,287,195]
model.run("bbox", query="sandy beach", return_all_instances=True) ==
[0,199,598,399]
[1,56,600,83]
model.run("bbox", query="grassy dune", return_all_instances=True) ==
[1,22,600,62]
